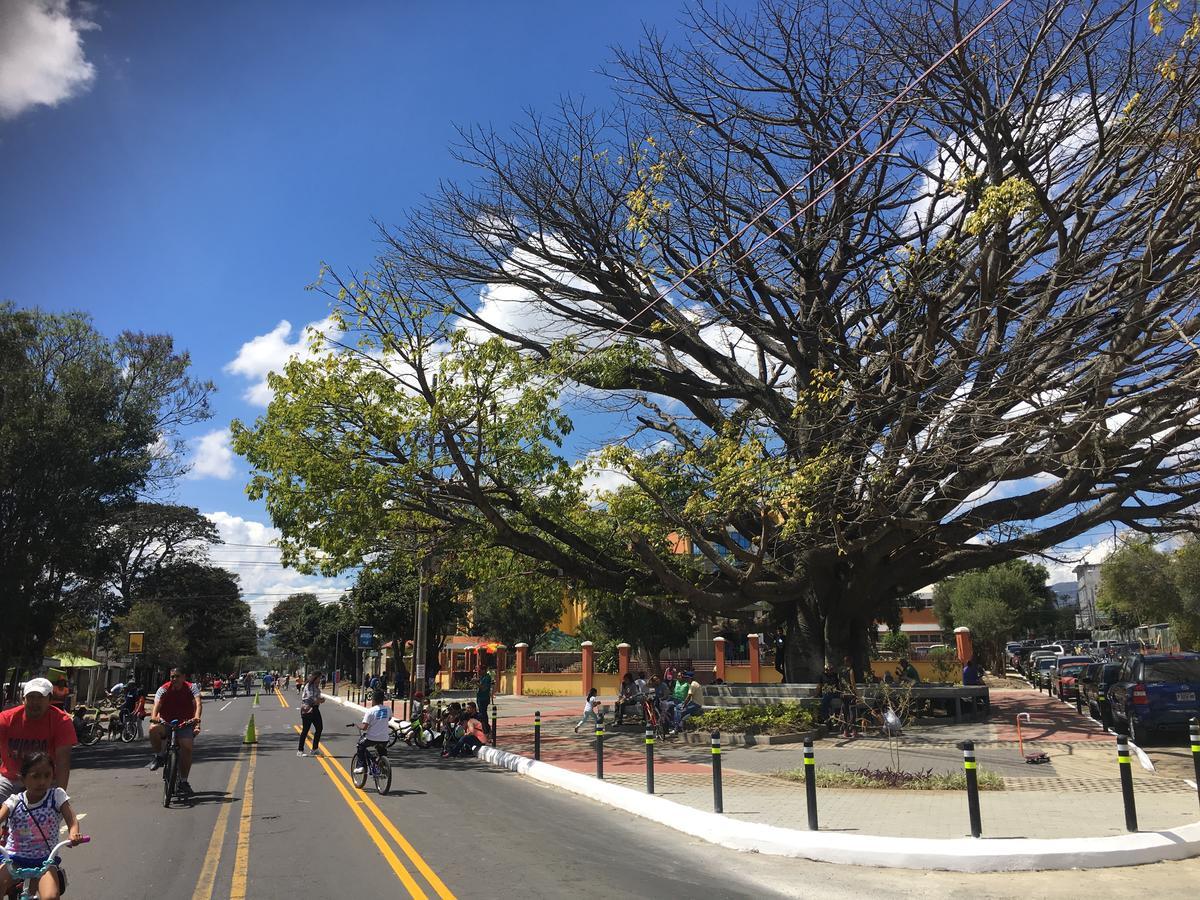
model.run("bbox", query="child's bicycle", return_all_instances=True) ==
[1,836,90,900]
[345,726,392,795]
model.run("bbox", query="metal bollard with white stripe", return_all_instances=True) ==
[1117,735,1138,832]
[803,737,818,831]
[960,740,982,837]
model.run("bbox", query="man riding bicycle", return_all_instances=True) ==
[147,668,201,797]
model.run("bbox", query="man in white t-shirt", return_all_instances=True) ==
[673,672,704,728]
[354,690,392,773]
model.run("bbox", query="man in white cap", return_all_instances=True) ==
[0,677,77,802]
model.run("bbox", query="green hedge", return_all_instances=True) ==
[686,703,814,735]
[776,767,1005,790]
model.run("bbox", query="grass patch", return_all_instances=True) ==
[776,766,1006,790]
[686,703,814,735]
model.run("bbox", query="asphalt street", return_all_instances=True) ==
[61,688,813,899]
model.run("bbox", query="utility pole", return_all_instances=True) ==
[414,374,437,696]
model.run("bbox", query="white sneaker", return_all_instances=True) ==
[297,750,307,757]
[353,766,364,774]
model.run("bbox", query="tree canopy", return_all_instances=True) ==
[1098,537,1200,648]
[0,304,213,688]
[234,0,1200,679]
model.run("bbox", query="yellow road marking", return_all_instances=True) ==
[230,742,257,898]
[275,688,289,708]
[191,755,246,900]
[293,725,428,899]
[300,728,455,900]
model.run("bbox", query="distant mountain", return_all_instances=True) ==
[1049,581,1078,607]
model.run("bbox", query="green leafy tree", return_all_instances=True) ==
[1098,540,1180,631]
[0,305,212,696]
[135,562,256,672]
[879,631,911,657]
[468,549,565,651]
[578,590,695,675]
[115,600,187,672]
[233,2,1200,680]
[1169,539,1200,651]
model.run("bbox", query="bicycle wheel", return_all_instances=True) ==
[163,752,177,808]
[352,751,368,789]
[374,755,391,795]
[121,717,140,743]
[81,721,103,747]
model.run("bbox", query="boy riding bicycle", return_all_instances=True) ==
[354,691,391,774]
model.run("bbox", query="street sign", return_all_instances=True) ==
[356,626,374,649]
[128,632,145,654]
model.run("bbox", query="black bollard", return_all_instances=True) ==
[491,703,498,747]
[961,740,982,838]
[645,724,655,794]
[595,722,605,779]
[803,738,818,831]
[1075,688,1082,715]
[711,731,724,814]
[534,710,542,761]
[1190,719,1200,811]
[1098,688,1112,729]
[1117,735,1138,832]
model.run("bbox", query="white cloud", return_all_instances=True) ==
[0,0,97,121]
[203,512,353,623]
[225,316,341,406]
[186,429,235,480]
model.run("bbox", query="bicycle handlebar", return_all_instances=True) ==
[1,836,90,877]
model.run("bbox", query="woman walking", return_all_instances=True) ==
[298,672,325,757]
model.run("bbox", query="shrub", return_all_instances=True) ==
[686,703,813,735]
[927,646,959,683]
[521,687,562,697]
[776,766,1005,790]
[880,631,911,656]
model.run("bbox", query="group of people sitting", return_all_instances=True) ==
[608,667,705,732]
[435,701,489,758]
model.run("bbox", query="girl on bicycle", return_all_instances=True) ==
[0,752,83,900]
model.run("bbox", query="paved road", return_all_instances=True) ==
[59,688,1200,899]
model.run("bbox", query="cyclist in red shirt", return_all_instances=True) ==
[147,668,202,797]
[0,678,77,803]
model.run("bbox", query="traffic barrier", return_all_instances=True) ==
[1190,718,1199,811]
[960,740,982,838]
[243,714,257,744]
[645,724,655,794]
[1117,735,1138,832]
[803,737,818,830]
[711,730,723,814]
[595,722,605,780]
[533,710,541,762]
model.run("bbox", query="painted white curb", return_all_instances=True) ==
[475,744,1200,872]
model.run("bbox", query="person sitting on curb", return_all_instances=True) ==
[897,657,920,684]
[614,673,636,725]
[962,657,984,686]
[673,672,704,729]
[443,709,486,757]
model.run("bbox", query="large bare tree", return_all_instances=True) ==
[236,0,1200,678]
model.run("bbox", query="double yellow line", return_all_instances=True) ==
[273,687,290,708]
[294,725,454,899]
[192,738,257,899]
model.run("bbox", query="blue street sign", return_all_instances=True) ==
[356,626,374,649]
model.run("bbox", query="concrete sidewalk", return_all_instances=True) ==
[483,687,1200,840]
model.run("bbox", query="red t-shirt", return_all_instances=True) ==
[154,681,199,723]
[0,705,77,781]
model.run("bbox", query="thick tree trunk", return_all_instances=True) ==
[778,602,824,682]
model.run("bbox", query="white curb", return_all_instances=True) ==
[474,744,1200,872]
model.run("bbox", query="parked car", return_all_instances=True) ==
[1024,649,1059,676]
[1033,656,1059,689]
[1079,661,1123,723]
[1049,657,1093,699]
[1108,653,1200,744]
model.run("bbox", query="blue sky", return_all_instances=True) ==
[0,0,726,616]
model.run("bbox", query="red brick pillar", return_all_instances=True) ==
[713,636,727,681]
[514,643,528,696]
[581,641,594,697]
[748,634,761,684]
[617,643,631,683]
